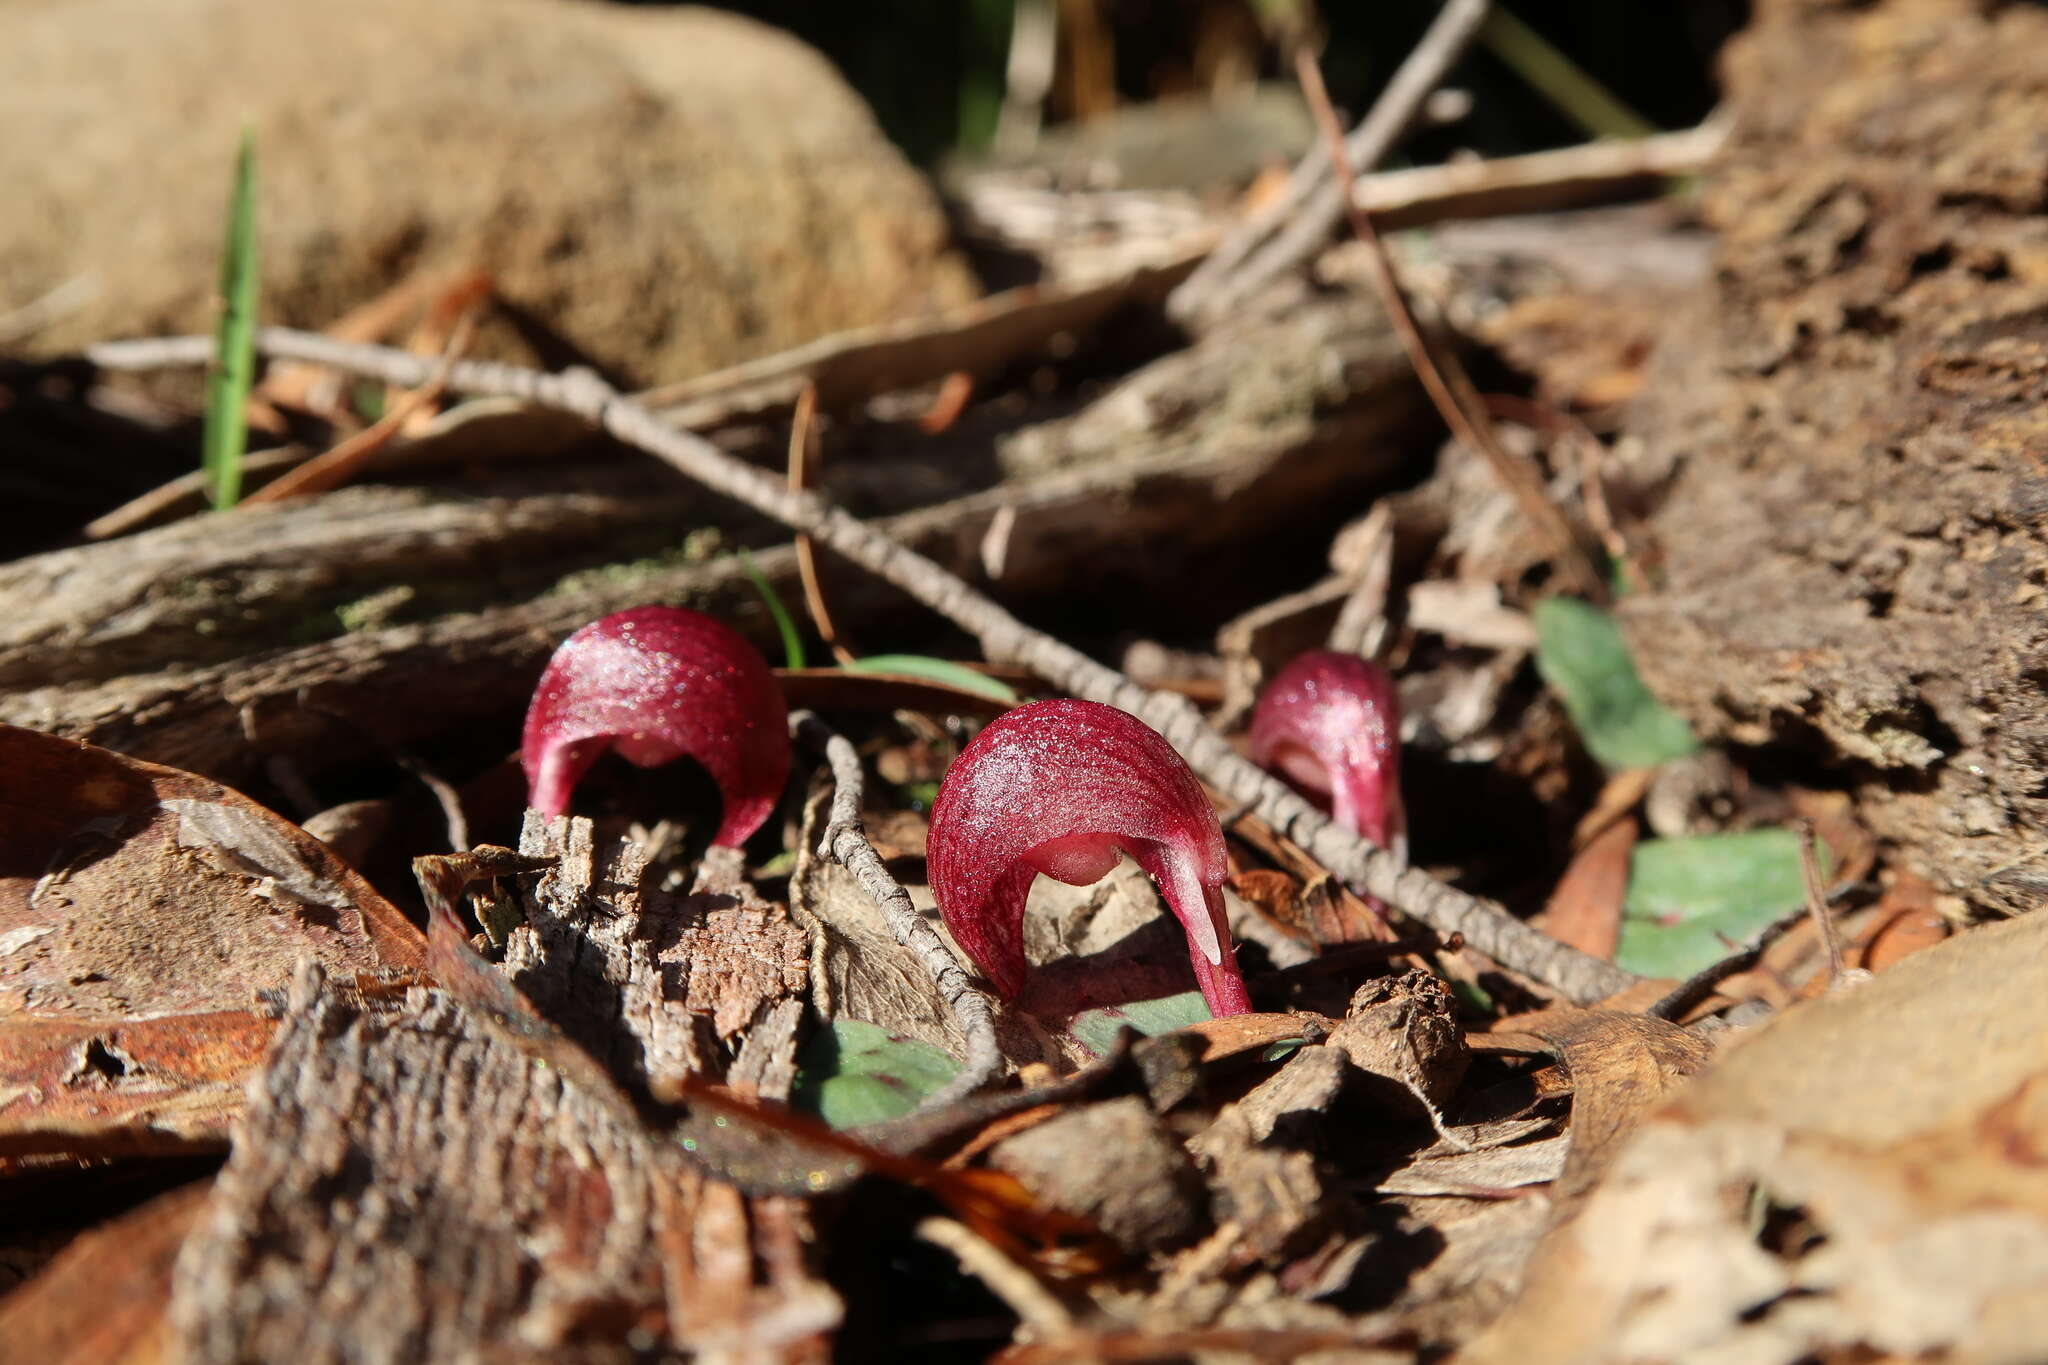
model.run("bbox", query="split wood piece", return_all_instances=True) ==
[792,712,1001,1105]
[85,328,1638,1005]
[1169,0,1490,324]
[501,813,809,1096]
[5,479,717,692]
[1356,122,1728,232]
[165,960,838,1364]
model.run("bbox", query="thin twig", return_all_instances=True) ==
[1168,0,1490,323]
[790,710,1002,1104]
[1294,48,1603,597]
[1352,120,1726,230]
[0,274,100,346]
[85,326,1640,1006]
[1796,818,1848,987]
[786,384,857,664]
[1485,392,1643,594]
[82,447,305,540]
[916,1216,1074,1335]
[1646,903,1809,1023]
[241,314,475,504]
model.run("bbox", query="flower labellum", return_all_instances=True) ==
[521,605,790,847]
[1250,651,1406,866]
[927,698,1252,1017]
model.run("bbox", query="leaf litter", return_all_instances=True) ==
[4,13,2042,1356]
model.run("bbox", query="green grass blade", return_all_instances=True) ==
[202,127,261,510]
[738,549,806,670]
[840,653,1019,703]
[1479,7,1660,142]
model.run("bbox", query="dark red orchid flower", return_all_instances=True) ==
[927,698,1251,1017]
[1250,650,1406,865]
[521,605,789,847]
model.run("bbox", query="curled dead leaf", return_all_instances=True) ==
[0,723,422,1158]
[1469,912,2048,1364]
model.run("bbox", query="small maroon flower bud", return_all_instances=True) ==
[521,605,790,847]
[1250,651,1406,864]
[928,699,1252,1017]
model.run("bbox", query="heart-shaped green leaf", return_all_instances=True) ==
[1067,990,1213,1057]
[1534,598,1698,771]
[1617,829,1828,978]
[791,1019,960,1127]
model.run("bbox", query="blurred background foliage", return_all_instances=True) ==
[629,0,1745,168]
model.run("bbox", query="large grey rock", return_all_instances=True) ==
[0,0,977,382]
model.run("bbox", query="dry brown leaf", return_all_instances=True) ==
[0,724,422,1158]
[1468,912,2048,1364]
[1571,768,1655,848]
[0,1178,210,1365]
[1858,869,1953,972]
[1177,1012,1316,1064]
[0,722,421,1017]
[1485,1008,1713,1200]
[1375,1134,1568,1197]
[0,1011,273,1157]
[1533,815,1637,960]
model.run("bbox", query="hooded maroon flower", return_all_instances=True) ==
[1250,651,1405,864]
[521,605,790,847]
[927,698,1251,1017]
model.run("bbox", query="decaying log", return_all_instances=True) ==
[11,290,1422,787]
[1611,0,2048,914]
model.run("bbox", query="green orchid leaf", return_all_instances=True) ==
[1534,597,1698,771]
[791,1019,960,1127]
[1067,990,1212,1057]
[1617,829,1830,978]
